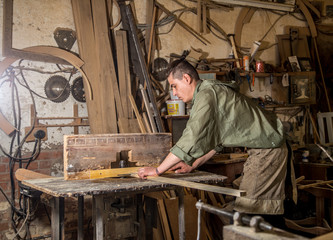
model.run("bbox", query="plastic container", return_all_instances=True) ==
[166,99,185,116]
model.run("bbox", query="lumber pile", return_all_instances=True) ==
[71,0,166,134]
[144,188,228,240]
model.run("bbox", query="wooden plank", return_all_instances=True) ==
[15,168,51,181]
[129,94,147,133]
[147,6,157,67]
[142,112,152,133]
[63,133,171,180]
[140,84,158,133]
[91,0,121,132]
[145,0,154,56]
[157,198,173,240]
[71,0,103,133]
[147,176,246,197]
[115,30,131,119]
[197,0,202,33]
[164,194,202,240]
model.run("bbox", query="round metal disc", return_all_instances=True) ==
[44,75,70,103]
[71,76,86,103]
[151,57,169,81]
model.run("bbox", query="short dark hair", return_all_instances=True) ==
[167,59,200,81]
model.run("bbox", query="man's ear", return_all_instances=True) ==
[183,74,193,85]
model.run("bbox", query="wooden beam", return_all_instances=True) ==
[91,0,121,131]
[146,176,246,197]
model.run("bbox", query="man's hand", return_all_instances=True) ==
[137,167,158,179]
[169,161,193,173]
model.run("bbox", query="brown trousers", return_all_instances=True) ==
[234,143,289,215]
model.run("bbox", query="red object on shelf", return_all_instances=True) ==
[256,61,265,73]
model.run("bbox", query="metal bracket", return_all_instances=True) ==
[53,27,77,50]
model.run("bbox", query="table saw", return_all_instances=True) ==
[21,171,227,240]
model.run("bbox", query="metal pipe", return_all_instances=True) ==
[195,201,274,232]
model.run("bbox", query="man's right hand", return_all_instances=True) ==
[169,161,193,173]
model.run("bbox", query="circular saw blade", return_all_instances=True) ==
[71,76,86,103]
[151,57,169,82]
[44,75,70,103]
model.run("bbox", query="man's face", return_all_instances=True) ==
[168,73,194,103]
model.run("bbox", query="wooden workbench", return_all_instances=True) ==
[22,171,227,240]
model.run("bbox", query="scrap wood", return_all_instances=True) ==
[295,175,305,184]
[298,180,333,190]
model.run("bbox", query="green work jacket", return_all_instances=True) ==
[170,80,285,165]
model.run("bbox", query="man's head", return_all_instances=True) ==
[167,59,200,103]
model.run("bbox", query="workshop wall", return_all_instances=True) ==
[0,0,324,238]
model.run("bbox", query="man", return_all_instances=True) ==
[138,59,289,215]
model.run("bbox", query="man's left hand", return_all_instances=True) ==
[169,162,193,173]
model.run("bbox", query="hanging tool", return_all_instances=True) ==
[246,74,253,92]
[44,75,71,103]
[227,34,240,68]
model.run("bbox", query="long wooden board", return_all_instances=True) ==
[146,176,246,197]
[64,133,172,180]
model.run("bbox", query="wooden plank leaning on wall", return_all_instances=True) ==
[72,0,118,133]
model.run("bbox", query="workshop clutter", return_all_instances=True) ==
[144,188,228,240]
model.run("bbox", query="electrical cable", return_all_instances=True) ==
[0,64,44,238]
[12,199,30,240]
[259,13,287,42]
[0,186,26,216]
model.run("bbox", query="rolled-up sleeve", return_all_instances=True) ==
[170,90,218,165]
